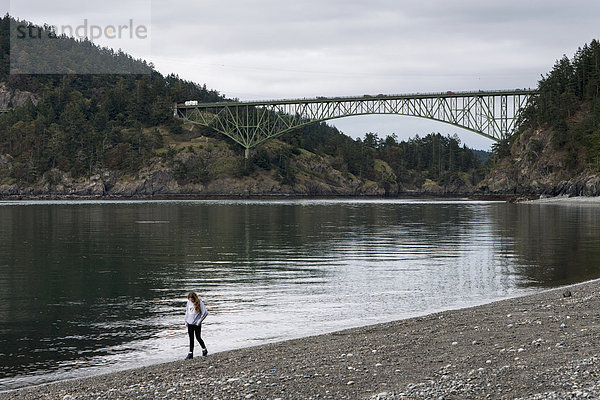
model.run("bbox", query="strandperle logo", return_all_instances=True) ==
[15,19,148,41]
[10,16,152,74]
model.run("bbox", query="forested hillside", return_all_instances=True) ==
[482,40,600,196]
[0,15,488,198]
[0,16,225,182]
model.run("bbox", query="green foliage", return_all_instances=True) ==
[173,158,210,184]
[584,124,600,169]
[284,128,486,188]
[9,18,153,75]
[232,159,256,178]
[248,146,298,185]
[517,39,600,171]
[251,149,272,170]
[43,169,62,186]
[0,15,225,182]
[376,133,483,186]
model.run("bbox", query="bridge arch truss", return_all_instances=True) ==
[176,90,536,155]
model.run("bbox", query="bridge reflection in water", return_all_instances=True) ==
[175,90,536,157]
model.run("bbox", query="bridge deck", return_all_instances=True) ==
[178,89,537,108]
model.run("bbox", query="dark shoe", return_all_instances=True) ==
[202,348,208,357]
[185,353,193,360]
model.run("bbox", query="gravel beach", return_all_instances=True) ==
[3,279,600,399]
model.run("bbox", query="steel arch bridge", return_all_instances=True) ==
[175,89,536,157]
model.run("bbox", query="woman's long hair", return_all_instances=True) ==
[188,292,201,313]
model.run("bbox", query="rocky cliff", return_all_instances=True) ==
[0,134,476,199]
[479,125,600,197]
[0,83,38,109]
[0,161,390,198]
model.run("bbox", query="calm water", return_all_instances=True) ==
[1,199,600,390]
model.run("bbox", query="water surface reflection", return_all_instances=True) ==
[1,199,600,390]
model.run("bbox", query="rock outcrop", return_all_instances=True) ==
[0,83,38,109]
[479,126,600,197]
[0,159,477,199]
[0,134,480,199]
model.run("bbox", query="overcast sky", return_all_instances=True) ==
[5,0,600,149]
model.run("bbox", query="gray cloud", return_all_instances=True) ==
[3,0,600,148]
[147,0,600,149]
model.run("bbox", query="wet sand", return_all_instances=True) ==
[2,279,600,399]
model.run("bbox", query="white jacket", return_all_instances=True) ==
[185,298,208,325]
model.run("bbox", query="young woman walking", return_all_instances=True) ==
[184,292,208,359]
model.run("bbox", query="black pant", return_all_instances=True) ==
[187,324,206,353]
